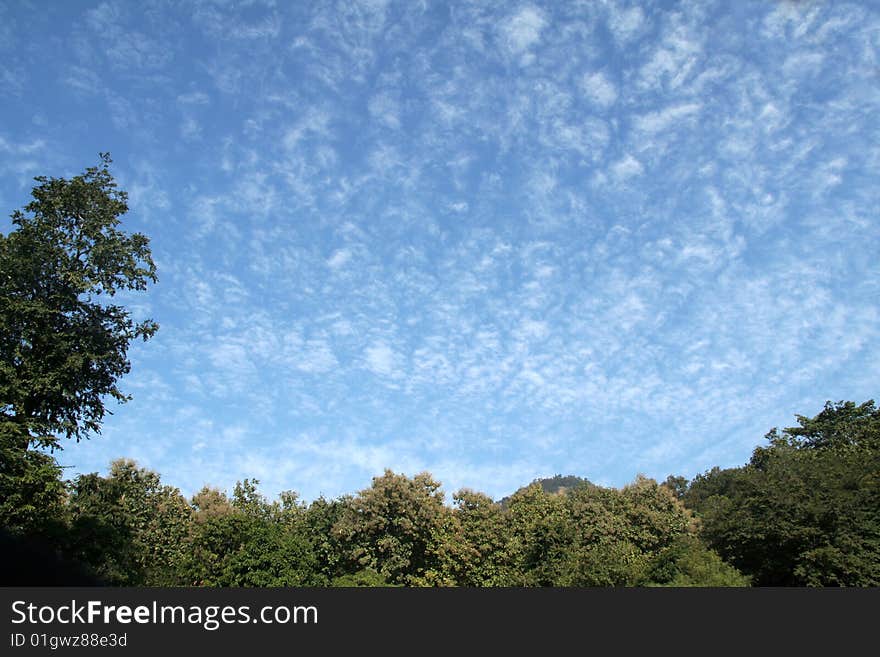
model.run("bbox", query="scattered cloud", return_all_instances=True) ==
[364,341,399,378]
[500,6,546,54]
[3,0,878,502]
[611,154,643,180]
[580,71,618,109]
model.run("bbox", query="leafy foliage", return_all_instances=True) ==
[452,489,511,586]
[179,479,324,586]
[331,569,398,587]
[498,473,594,507]
[0,153,158,448]
[65,459,191,585]
[0,420,66,537]
[685,400,880,586]
[643,535,751,587]
[7,398,875,588]
[560,476,694,586]
[499,475,701,586]
[0,157,159,584]
[332,470,462,586]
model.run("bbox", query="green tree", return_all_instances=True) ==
[558,477,694,586]
[642,535,750,587]
[686,400,880,586]
[661,475,689,500]
[332,470,460,586]
[231,478,274,519]
[179,479,324,587]
[504,483,576,586]
[0,421,66,537]
[303,495,351,582]
[191,486,234,522]
[783,399,880,450]
[330,568,397,587]
[452,489,511,586]
[0,155,158,579]
[0,153,158,450]
[66,459,191,585]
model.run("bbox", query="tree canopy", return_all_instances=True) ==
[685,400,880,586]
[6,400,878,587]
[0,155,158,542]
[0,153,157,449]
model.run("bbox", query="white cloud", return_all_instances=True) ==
[517,318,550,341]
[500,6,546,54]
[633,103,701,134]
[607,5,646,45]
[327,248,353,269]
[611,154,643,180]
[580,71,618,108]
[180,117,201,140]
[177,91,210,106]
[297,339,339,373]
[782,51,824,77]
[368,92,401,129]
[62,65,103,95]
[282,109,332,151]
[365,342,398,377]
[0,135,44,154]
[13,0,875,503]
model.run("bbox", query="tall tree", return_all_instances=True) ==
[1,155,157,550]
[180,479,324,587]
[452,489,511,586]
[504,482,575,586]
[0,153,158,450]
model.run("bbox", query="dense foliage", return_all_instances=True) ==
[3,400,879,587]
[1,155,157,546]
[684,400,880,586]
[0,459,746,587]
[0,153,157,449]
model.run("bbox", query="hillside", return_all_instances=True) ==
[498,474,596,507]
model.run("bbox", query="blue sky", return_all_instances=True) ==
[1,0,878,503]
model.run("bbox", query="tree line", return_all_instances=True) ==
[1,158,878,586]
[3,398,877,587]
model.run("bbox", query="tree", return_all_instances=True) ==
[661,475,689,500]
[191,486,234,522]
[303,495,351,583]
[332,470,460,586]
[685,400,880,586]
[65,459,191,585]
[179,479,324,587]
[783,399,879,450]
[452,489,511,586]
[642,535,750,587]
[0,421,66,536]
[558,477,695,586]
[0,153,158,450]
[504,483,575,586]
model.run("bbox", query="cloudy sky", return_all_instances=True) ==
[1,0,878,502]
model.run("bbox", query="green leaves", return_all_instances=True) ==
[0,154,158,447]
[65,460,192,586]
[643,535,750,587]
[332,470,459,586]
[496,475,711,587]
[0,420,66,537]
[686,400,880,586]
[180,480,324,587]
